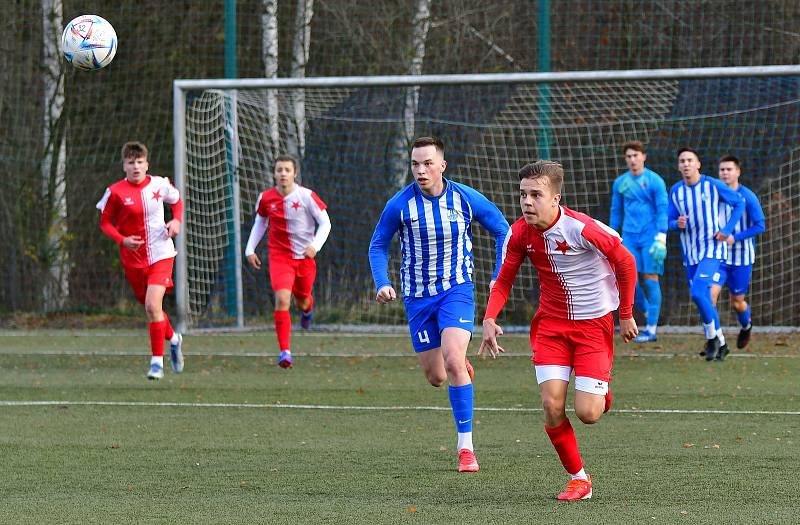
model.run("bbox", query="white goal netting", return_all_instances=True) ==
[178,75,800,330]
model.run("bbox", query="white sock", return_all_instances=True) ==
[717,331,726,346]
[150,356,164,367]
[647,325,657,335]
[570,468,588,481]
[281,349,291,354]
[170,333,180,345]
[703,322,716,339]
[457,431,473,451]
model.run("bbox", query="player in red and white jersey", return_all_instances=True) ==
[245,155,331,369]
[96,141,184,380]
[479,160,638,501]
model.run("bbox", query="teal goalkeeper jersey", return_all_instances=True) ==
[609,168,668,238]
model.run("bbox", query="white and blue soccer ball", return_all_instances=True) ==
[61,15,117,71]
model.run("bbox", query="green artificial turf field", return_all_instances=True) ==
[0,330,797,524]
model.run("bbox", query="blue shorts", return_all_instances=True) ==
[404,282,475,353]
[622,233,664,275]
[686,258,723,288]
[715,263,752,296]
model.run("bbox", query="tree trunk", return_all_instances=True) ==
[390,0,431,189]
[261,0,279,165]
[288,0,314,161]
[41,0,68,311]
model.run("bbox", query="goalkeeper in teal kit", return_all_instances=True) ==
[609,141,668,342]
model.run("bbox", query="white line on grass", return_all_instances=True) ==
[1,400,798,416]
[0,349,796,359]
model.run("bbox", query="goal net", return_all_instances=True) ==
[174,68,800,331]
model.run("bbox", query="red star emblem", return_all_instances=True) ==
[151,190,162,201]
[555,239,570,254]
[291,201,301,210]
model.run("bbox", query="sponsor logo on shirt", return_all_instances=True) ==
[124,197,135,206]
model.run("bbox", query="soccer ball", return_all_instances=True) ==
[61,15,117,71]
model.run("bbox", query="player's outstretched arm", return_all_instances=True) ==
[462,185,511,279]
[244,212,269,270]
[478,318,505,358]
[375,285,396,304]
[368,200,402,294]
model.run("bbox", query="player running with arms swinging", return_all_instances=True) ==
[480,160,637,500]
[245,155,331,369]
[710,155,765,349]
[97,141,184,380]
[668,148,745,361]
[369,136,510,473]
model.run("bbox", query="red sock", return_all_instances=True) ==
[544,418,583,475]
[274,310,291,350]
[162,312,175,341]
[148,320,167,357]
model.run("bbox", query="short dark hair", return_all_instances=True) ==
[622,140,646,155]
[121,141,148,161]
[412,136,445,155]
[719,154,740,168]
[677,147,701,161]
[274,154,297,172]
[518,160,564,194]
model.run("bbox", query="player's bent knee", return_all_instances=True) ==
[541,397,567,422]
[575,406,602,425]
[426,372,446,387]
[144,302,162,319]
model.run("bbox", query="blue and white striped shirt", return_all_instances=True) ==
[369,179,510,299]
[667,175,745,265]
[718,184,765,266]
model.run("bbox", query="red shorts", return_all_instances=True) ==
[529,311,615,382]
[268,256,316,298]
[123,257,175,304]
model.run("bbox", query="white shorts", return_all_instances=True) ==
[534,365,609,395]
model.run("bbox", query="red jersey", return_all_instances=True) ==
[486,206,635,321]
[252,186,328,259]
[97,175,182,268]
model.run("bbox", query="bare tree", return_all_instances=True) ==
[262,0,279,165]
[41,0,68,311]
[288,0,314,160]
[390,0,431,189]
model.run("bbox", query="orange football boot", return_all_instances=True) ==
[557,475,592,500]
[457,448,480,473]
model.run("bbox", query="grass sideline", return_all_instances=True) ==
[0,330,797,524]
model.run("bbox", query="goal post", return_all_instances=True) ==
[173,65,800,332]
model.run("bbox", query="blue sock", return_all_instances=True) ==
[634,281,650,317]
[643,279,662,329]
[737,306,751,328]
[690,277,718,328]
[448,384,474,433]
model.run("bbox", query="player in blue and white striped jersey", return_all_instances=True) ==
[710,155,765,349]
[668,148,745,361]
[369,136,510,473]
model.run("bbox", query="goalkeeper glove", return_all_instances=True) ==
[648,233,667,263]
